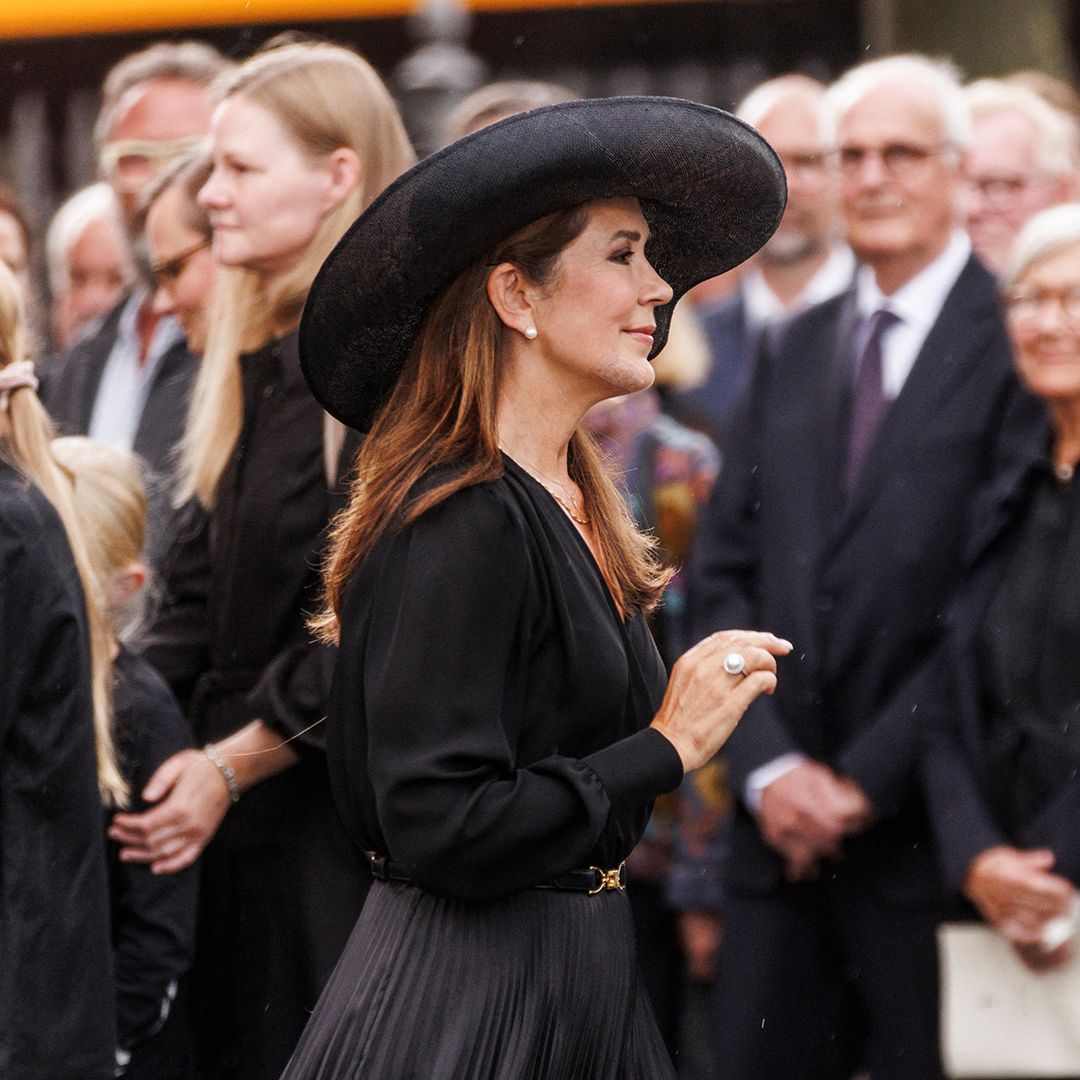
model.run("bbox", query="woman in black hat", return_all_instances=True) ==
[287,97,789,1079]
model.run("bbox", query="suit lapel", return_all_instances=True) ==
[831,257,994,545]
[813,290,859,527]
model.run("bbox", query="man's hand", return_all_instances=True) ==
[678,910,723,983]
[759,762,871,881]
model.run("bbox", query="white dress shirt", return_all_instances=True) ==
[742,244,857,330]
[88,289,184,452]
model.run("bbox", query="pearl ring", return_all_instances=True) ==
[723,651,747,677]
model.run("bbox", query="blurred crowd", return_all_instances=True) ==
[2,27,1080,1080]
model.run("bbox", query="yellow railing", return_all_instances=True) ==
[0,0,685,39]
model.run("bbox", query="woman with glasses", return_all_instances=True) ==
[922,201,1080,975]
[142,153,216,357]
[106,40,416,1080]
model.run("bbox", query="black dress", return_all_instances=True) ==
[142,332,368,1080]
[109,646,198,1079]
[0,460,116,1080]
[282,457,685,1079]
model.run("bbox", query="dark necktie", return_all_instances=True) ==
[846,307,900,490]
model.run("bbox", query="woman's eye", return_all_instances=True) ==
[611,249,634,264]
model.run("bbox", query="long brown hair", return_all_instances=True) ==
[0,264,127,806]
[312,204,672,643]
[175,41,417,508]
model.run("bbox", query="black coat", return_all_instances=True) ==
[920,405,1080,896]
[0,461,115,1080]
[691,255,1025,902]
[140,332,367,1080]
[109,646,197,1075]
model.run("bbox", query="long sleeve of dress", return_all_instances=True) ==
[351,483,682,900]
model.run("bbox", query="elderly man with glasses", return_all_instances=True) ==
[963,78,1080,276]
[690,54,1034,1080]
[41,40,230,564]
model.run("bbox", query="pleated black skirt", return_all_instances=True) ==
[280,879,676,1080]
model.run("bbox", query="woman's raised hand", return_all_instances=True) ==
[651,630,792,773]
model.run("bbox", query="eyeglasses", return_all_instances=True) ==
[1002,285,1080,324]
[150,238,211,288]
[966,173,1056,211]
[829,142,955,180]
[781,152,830,181]
[100,136,206,194]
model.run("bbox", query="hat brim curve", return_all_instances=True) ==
[300,96,786,431]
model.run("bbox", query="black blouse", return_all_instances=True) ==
[980,463,1080,831]
[144,331,335,754]
[327,456,684,901]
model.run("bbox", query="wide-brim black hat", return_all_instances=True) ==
[300,95,786,431]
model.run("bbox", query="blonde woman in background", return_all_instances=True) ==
[107,41,417,1080]
[0,260,118,1079]
[55,436,198,1080]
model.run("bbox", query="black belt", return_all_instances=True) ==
[365,852,627,895]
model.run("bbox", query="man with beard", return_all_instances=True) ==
[670,75,854,445]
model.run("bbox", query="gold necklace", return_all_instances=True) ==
[498,446,591,526]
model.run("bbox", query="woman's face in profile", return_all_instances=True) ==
[528,197,673,401]
[198,95,341,282]
[1006,240,1080,406]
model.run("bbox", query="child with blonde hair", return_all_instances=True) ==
[53,435,197,1080]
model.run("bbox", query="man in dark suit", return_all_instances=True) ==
[42,41,229,561]
[691,55,1026,1080]
[672,75,853,448]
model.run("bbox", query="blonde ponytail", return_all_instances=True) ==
[0,263,127,806]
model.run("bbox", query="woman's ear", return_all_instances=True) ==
[486,262,536,336]
[324,148,363,210]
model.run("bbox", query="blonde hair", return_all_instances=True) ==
[51,437,149,643]
[0,263,127,805]
[176,41,417,508]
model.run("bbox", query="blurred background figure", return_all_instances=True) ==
[106,41,417,1080]
[0,183,33,305]
[0,257,118,1080]
[40,40,229,563]
[142,153,215,356]
[583,306,720,1062]
[443,77,579,141]
[46,182,134,350]
[54,435,197,1080]
[690,53,1026,1080]
[669,74,853,447]
[964,78,1079,275]
[923,202,1080,978]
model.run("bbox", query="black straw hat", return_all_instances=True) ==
[300,95,786,431]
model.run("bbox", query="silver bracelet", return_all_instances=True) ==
[203,743,240,804]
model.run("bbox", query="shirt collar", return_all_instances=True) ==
[855,230,972,329]
[741,244,857,328]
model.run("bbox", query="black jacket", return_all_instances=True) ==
[690,255,1026,902]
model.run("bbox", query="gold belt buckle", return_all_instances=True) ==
[587,862,626,895]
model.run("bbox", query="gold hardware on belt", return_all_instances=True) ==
[587,862,626,894]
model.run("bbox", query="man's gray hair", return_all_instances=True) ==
[45,182,131,296]
[824,54,972,152]
[966,78,1080,177]
[94,39,231,150]
[736,74,828,144]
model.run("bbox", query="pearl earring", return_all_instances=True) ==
[524,326,538,340]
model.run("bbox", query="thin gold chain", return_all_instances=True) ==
[498,445,591,526]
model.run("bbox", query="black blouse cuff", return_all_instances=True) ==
[583,727,684,811]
